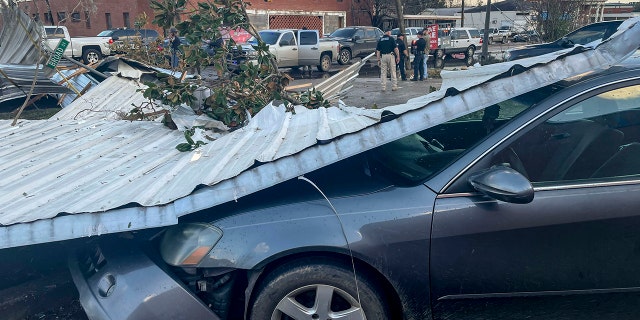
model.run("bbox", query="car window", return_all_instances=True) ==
[469,29,481,38]
[280,32,295,46]
[365,29,377,39]
[354,29,365,39]
[299,31,316,45]
[499,84,640,185]
[566,24,607,45]
[330,28,356,38]
[456,30,469,39]
[369,86,542,184]
[258,31,281,45]
[45,27,66,38]
[97,30,114,37]
[376,29,384,38]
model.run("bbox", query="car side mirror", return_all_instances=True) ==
[353,35,361,41]
[468,165,534,204]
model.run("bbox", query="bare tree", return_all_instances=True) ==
[526,0,591,42]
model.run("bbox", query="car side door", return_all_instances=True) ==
[297,30,320,66]
[273,31,297,67]
[430,80,640,319]
[363,28,380,55]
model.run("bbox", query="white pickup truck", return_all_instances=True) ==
[240,29,340,72]
[43,26,112,64]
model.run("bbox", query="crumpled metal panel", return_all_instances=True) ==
[0,18,638,249]
[53,76,152,120]
[0,64,73,103]
[50,69,100,108]
[0,6,44,65]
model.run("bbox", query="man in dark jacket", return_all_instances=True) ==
[169,27,181,68]
[412,32,427,81]
[396,33,408,81]
[376,29,400,91]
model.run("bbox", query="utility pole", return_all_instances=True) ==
[481,0,491,64]
[461,0,465,27]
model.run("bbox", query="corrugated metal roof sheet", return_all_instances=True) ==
[0,18,639,249]
[0,64,73,103]
[53,76,152,120]
[51,68,101,108]
[0,6,44,65]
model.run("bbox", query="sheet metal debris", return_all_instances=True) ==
[0,18,639,249]
[0,64,73,103]
[0,6,45,65]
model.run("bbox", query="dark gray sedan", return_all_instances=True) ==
[69,61,640,319]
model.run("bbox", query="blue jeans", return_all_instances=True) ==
[422,53,428,78]
[171,50,179,68]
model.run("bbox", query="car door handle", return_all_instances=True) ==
[292,48,298,51]
[311,47,318,50]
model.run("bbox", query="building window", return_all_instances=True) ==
[105,13,112,29]
[44,12,53,24]
[123,12,130,28]
[85,11,91,28]
[57,11,66,23]
[71,12,81,22]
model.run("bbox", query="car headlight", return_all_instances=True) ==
[160,223,223,267]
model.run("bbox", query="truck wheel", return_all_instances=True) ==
[488,37,493,45]
[82,49,101,64]
[434,57,445,69]
[435,49,445,59]
[317,53,331,72]
[249,258,390,320]
[502,36,508,44]
[338,48,351,65]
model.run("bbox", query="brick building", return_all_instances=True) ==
[16,0,372,37]
[17,0,155,36]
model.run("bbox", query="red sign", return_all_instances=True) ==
[427,25,438,50]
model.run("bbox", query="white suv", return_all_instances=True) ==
[391,27,423,43]
[434,27,482,60]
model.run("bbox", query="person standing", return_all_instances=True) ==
[422,28,431,79]
[412,32,427,81]
[396,33,408,81]
[376,29,400,91]
[168,27,181,69]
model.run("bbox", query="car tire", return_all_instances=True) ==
[434,57,445,69]
[502,36,507,44]
[465,54,474,66]
[488,37,494,45]
[338,48,351,65]
[318,53,331,72]
[82,48,101,65]
[435,49,445,59]
[249,258,390,320]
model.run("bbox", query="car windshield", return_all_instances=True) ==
[97,30,115,37]
[255,31,281,45]
[330,28,356,38]
[370,83,564,184]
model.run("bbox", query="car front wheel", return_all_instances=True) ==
[249,258,389,320]
[338,48,351,65]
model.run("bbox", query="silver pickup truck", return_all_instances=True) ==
[240,29,340,72]
[43,26,112,64]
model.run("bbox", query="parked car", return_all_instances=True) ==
[513,30,541,43]
[97,28,159,46]
[432,27,482,67]
[42,25,112,64]
[241,29,340,72]
[326,26,384,64]
[487,27,511,44]
[391,26,423,43]
[505,20,624,61]
[68,52,640,319]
